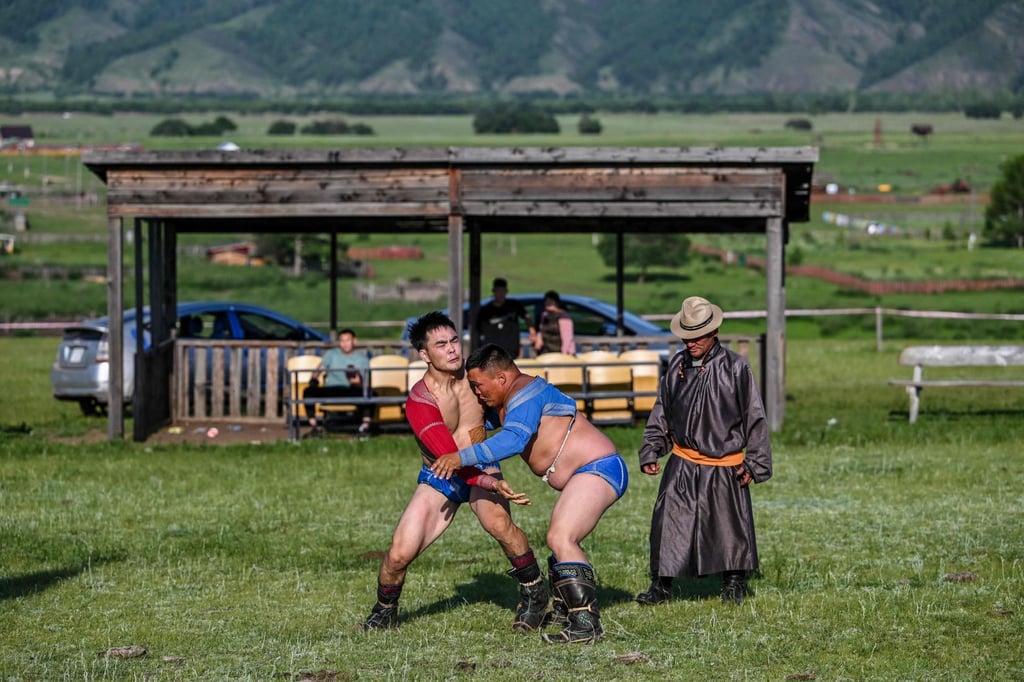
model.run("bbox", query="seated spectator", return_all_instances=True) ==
[303,328,372,436]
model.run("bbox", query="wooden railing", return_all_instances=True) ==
[172,334,764,427]
[172,339,408,422]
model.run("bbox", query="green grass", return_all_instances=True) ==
[5,111,1022,190]
[2,337,1023,680]
[4,230,1023,341]
[2,111,1022,339]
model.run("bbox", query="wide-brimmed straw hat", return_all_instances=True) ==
[669,296,724,339]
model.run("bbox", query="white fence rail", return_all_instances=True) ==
[645,307,1024,352]
[5,308,1023,354]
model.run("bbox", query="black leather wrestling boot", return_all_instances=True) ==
[635,576,673,605]
[721,570,747,605]
[361,583,401,631]
[541,563,603,644]
[508,562,550,633]
[541,555,568,628]
[361,601,399,631]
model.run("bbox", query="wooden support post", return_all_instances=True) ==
[765,216,785,431]
[615,231,625,335]
[469,227,481,351]
[107,216,124,440]
[448,214,464,341]
[330,230,338,336]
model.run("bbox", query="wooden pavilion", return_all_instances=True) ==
[83,146,818,441]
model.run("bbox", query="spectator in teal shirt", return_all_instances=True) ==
[304,328,372,435]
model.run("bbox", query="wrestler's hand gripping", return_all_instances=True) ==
[430,452,462,479]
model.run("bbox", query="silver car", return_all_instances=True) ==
[51,301,328,415]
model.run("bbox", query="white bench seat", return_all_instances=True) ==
[888,345,1024,423]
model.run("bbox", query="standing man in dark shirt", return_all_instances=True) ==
[476,278,536,358]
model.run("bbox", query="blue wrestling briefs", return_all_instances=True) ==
[573,453,629,499]
[417,463,474,503]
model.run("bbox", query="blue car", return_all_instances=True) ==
[51,301,328,415]
[402,293,676,357]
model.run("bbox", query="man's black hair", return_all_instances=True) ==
[466,343,515,372]
[408,311,457,351]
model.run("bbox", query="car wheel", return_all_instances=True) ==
[78,398,107,417]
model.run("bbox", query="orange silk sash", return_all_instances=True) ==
[672,443,744,467]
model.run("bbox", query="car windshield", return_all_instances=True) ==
[236,311,309,340]
[560,301,630,335]
[178,312,232,339]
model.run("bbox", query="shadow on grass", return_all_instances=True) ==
[887,407,1024,423]
[399,572,513,625]
[0,422,32,437]
[657,571,767,603]
[399,571,653,625]
[669,576,729,601]
[0,554,122,601]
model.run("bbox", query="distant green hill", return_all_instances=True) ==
[0,0,1021,100]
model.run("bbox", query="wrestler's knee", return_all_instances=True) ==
[546,528,577,559]
[479,512,529,553]
[383,546,415,574]
[479,511,515,540]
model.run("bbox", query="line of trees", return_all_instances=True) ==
[3,92,1023,118]
[150,115,237,136]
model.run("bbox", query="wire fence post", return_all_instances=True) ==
[876,306,883,353]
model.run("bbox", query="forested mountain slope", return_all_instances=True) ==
[0,0,1020,99]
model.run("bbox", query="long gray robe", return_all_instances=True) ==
[638,340,772,578]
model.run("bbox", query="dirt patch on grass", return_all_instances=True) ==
[48,428,111,446]
[49,420,292,446]
[145,420,291,446]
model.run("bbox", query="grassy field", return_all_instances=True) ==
[3,227,1022,343]
[4,110,1022,192]
[3,111,1021,331]
[3,112,1021,334]
[3,112,1022,679]
[2,336,1023,680]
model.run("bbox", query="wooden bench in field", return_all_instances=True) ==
[888,345,1024,423]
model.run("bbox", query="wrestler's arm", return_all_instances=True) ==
[405,381,498,489]
[455,395,544,467]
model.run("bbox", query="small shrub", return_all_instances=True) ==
[267,120,297,135]
[473,106,559,134]
[578,114,602,135]
[280,119,373,136]
[213,116,237,132]
[301,119,350,135]
[150,118,192,136]
[150,116,237,136]
[189,121,224,136]
[964,102,1001,119]
[788,246,804,266]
